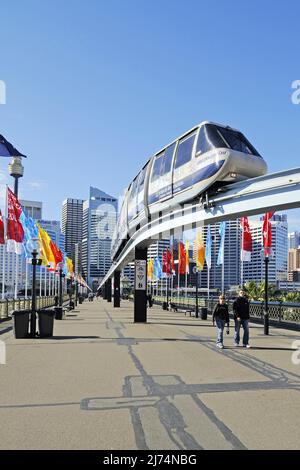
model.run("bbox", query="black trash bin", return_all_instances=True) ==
[38,309,55,337]
[54,306,64,320]
[12,310,30,339]
[162,301,167,310]
[200,307,208,320]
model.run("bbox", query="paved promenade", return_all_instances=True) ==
[0,299,299,450]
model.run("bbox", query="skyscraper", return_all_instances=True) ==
[61,198,84,262]
[82,187,117,290]
[288,231,300,249]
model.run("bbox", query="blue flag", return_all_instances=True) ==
[154,256,163,279]
[217,222,226,266]
[205,225,212,269]
[19,211,39,258]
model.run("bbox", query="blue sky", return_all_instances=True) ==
[0,0,300,229]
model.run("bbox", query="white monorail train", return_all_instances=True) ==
[111,121,267,260]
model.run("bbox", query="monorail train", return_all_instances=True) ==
[111,121,267,260]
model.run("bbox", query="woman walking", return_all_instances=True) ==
[212,295,230,349]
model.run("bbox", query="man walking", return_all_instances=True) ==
[233,290,251,348]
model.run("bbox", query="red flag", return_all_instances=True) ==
[240,217,252,261]
[162,249,172,275]
[263,212,274,256]
[0,209,4,245]
[50,240,63,267]
[178,241,186,275]
[6,187,24,254]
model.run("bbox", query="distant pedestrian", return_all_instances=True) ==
[212,295,230,349]
[148,293,153,308]
[233,290,251,348]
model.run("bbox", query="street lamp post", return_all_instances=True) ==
[28,239,42,338]
[75,278,78,306]
[8,156,24,197]
[54,263,65,320]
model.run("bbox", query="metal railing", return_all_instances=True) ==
[152,295,300,330]
[0,295,70,320]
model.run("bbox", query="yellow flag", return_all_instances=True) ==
[193,229,205,271]
[66,257,74,277]
[147,258,154,280]
[38,225,55,267]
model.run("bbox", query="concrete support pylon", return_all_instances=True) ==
[114,271,120,307]
[107,278,112,302]
[134,247,147,323]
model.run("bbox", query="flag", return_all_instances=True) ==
[185,241,190,274]
[49,241,63,268]
[162,249,172,275]
[178,241,186,275]
[0,209,4,245]
[263,212,274,256]
[0,134,27,158]
[38,225,56,267]
[217,221,226,265]
[154,256,163,279]
[193,229,205,271]
[62,252,68,276]
[205,225,212,269]
[66,257,74,277]
[240,217,252,261]
[147,258,154,280]
[171,246,175,275]
[6,187,24,254]
[19,211,39,258]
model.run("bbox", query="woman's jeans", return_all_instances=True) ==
[234,319,249,345]
[216,318,225,344]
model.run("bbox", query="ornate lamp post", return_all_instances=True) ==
[26,239,42,337]
[8,156,24,197]
[54,262,65,319]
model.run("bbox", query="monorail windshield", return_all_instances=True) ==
[196,124,261,157]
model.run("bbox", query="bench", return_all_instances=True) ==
[168,303,194,316]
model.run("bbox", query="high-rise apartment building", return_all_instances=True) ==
[20,199,42,220]
[61,198,84,262]
[288,231,300,249]
[82,187,117,290]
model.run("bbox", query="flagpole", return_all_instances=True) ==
[25,261,28,298]
[39,267,42,297]
[14,254,19,299]
[177,266,180,305]
[1,246,5,300]
[241,218,244,288]
[2,187,8,300]
[222,259,225,295]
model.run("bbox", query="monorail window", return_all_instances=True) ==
[138,165,147,193]
[151,152,164,182]
[164,143,176,173]
[196,124,261,156]
[151,143,175,182]
[196,125,224,155]
[174,133,196,168]
[216,126,261,156]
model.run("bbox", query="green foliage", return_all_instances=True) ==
[243,281,300,303]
